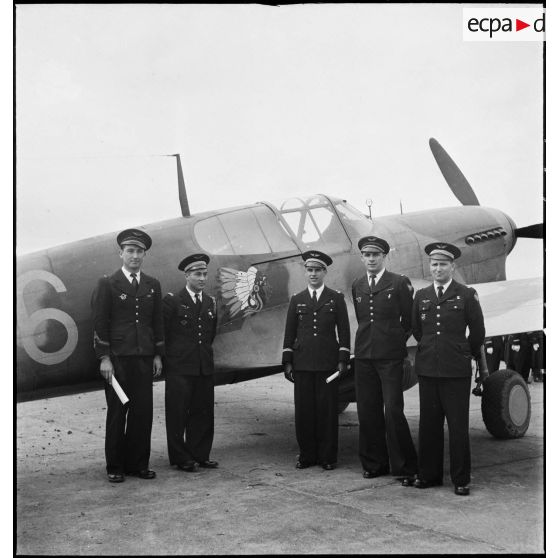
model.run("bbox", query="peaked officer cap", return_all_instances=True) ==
[117,228,152,251]
[178,253,210,272]
[302,250,332,268]
[358,235,390,254]
[425,242,461,261]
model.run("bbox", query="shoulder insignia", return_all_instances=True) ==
[474,292,479,302]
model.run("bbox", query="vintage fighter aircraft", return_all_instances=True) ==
[16,138,543,439]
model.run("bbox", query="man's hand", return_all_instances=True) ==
[512,344,520,352]
[284,363,294,383]
[486,347,493,354]
[153,355,163,378]
[99,357,114,385]
[533,343,539,351]
[338,362,348,376]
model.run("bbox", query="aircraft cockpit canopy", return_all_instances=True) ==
[194,194,372,256]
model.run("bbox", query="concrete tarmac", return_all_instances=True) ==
[17,374,544,555]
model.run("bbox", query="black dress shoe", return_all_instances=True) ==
[363,467,390,479]
[454,485,470,496]
[322,463,336,471]
[176,461,198,472]
[199,460,219,469]
[400,476,417,487]
[138,469,156,479]
[295,460,316,469]
[413,478,443,489]
[107,473,124,483]
[127,469,156,479]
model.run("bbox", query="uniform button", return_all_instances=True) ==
[136,298,138,301]
[198,325,202,328]
[313,319,317,322]
[135,320,139,323]
[436,306,440,309]
[436,322,440,326]
[199,341,202,344]
[314,312,317,316]
[313,333,317,336]
[370,319,374,322]
[436,314,440,317]
[436,331,440,335]
[198,318,201,321]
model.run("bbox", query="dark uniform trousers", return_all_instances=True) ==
[352,271,417,476]
[506,333,531,382]
[417,376,471,486]
[105,356,154,474]
[294,370,339,465]
[355,359,416,476]
[165,374,215,465]
[413,280,485,488]
[484,336,504,374]
[93,269,165,476]
[163,288,218,466]
[282,286,351,466]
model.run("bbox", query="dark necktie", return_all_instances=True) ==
[195,293,201,307]
[437,285,444,300]
[312,290,318,305]
[131,273,138,293]
[370,274,376,288]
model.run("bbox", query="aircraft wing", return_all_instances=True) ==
[472,277,544,337]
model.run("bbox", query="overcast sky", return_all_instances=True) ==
[15,3,543,279]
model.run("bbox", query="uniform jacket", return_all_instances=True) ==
[282,286,350,371]
[163,288,218,376]
[413,280,485,378]
[93,269,165,358]
[352,270,414,360]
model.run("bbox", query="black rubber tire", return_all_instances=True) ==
[481,369,531,439]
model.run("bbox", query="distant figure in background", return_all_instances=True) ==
[93,229,164,483]
[528,330,545,382]
[506,333,531,383]
[484,336,505,374]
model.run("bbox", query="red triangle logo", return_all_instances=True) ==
[516,19,530,31]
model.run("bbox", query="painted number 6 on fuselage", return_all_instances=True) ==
[17,270,79,365]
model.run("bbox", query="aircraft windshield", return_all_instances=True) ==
[272,195,351,252]
[333,201,374,238]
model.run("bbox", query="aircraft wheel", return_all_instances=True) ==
[338,401,350,414]
[481,369,531,439]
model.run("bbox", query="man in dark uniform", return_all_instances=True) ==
[93,228,164,483]
[506,332,532,382]
[409,242,485,496]
[529,330,545,382]
[352,235,417,482]
[282,250,351,471]
[163,254,218,472]
[484,336,505,374]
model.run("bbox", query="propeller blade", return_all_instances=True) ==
[429,138,480,206]
[515,223,544,239]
